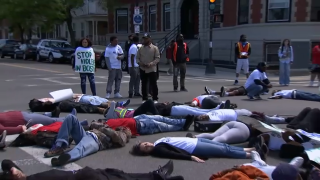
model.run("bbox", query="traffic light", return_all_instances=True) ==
[209,0,215,10]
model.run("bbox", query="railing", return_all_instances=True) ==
[156,24,180,51]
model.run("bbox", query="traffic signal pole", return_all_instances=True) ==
[205,0,216,75]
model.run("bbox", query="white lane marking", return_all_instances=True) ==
[20,146,82,171]
[5,79,13,81]
[26,84,38,86]
[12,159,42,166]
[36,78,69,85]
[56,73,75,76]
[19,74,43,77]
[5,134,19,143]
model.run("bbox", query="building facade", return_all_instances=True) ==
[106,0,319,68]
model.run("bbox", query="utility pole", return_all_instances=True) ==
[205,0,216,75]
[134,0,141,37]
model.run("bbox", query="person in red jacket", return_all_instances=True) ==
[166,40,175,75]
[309,43,320,86]
[0,109,67,135]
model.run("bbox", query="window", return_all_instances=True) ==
[212,0,221,28]
[163,3,170,31]
[81,22,85,37]
[116,9,128,33]
[238,0,249,24]
[139,6,143,32]
[265,42,281,65]
[149,5,156,31]
[311,0,320,21]
[266,0,291,22]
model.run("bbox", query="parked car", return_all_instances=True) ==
[70,45,106,67]
[0,39,19,58]
[99,42,131,71]
[36,39,75,63]
[14,44,37,60]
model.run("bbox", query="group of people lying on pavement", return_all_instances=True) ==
[1,62,320,179]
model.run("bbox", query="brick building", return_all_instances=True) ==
[106,0,319,68]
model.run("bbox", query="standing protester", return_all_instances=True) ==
[309,42,320,86]
[278,39,293,86]
[73,38,96,95]
[234,34,251,85]
[128,36,141,98]
[125,34,133,55]
[172,34,189,92]
[166,40,175,75]
[105,36,124,98]
[137,33,160,103]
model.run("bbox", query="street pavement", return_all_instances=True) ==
[0,58,319,179]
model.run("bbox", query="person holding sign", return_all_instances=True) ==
[105,36,124,98]
[73,38,96,95]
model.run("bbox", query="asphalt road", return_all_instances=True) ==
[0,58,319,179]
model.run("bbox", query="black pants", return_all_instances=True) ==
[140,70,158,101]
[59,100,101,114]
[24,167,184,180]
[133,99,159,116]
[201,97,221,109]
[286,107,320,133]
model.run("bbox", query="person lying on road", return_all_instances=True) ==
[0,159,183,180]
[204,85,247,98]
[269,89,320,102]
[189,95,234,109]
[44,112,132,167]
[130,136,268,162]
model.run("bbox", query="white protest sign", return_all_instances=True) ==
[306,147,320,164]
[258,121,284,133]
[50,88,73,103]
[74,47,95,73]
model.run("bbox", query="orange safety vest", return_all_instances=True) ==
[237,42,250,58]
[173,42,189,62]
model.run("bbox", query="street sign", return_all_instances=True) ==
[134,6,140,14]
[133,14,142,25]
[134,25,140,33]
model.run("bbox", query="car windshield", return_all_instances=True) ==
[50,41,72,48]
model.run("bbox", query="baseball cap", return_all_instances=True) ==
[142,33,151,38]
[257,62,268,67]
[271,163,299,180]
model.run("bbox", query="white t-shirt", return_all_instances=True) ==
[206,109,237,121]
[128,44,138,67]
[270,89,295,99]
[244,69,268,89]
[104,44,124,69]
[154,137,197,154]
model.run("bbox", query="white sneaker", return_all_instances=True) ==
[264,115,286,124]
[289,157,304,168]
[105,93,111,98]
[153,100,158,103]
[114,93,122,98]
[142,100,146,103]
[251,151,267,166]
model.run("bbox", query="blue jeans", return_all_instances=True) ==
[79,95,108,106]
[134,114,185,135]
[80,73,96,95]
[295,90,320,102]
[279,62,290,85]
[192,138,247,159]
[245,84,267,96]
[55,115,99,162]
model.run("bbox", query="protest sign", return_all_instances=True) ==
[74,47,95,73]
[258,121,284,133]
[50,88,73,103]
[306,147,320,164]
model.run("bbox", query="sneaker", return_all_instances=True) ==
[251,151,267,166]
[114,93,122,98]
[174,88,178,92]
[220,86,226,97]
[234,80,238,85]
[105,93,111,98]
[44,145,65,158]
[119,99,130,107]
[153,100,158,104]
[289,157,304,168]
[247,95,254,100]
[254,95,262,100]
[204,86,211,94]
[183,115,195,130]
[223,100,231,109]
[51,153,71,167]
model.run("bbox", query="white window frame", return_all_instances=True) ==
[149,5,156,32]
[116,9,128,33]
[267,0,291,22]
[163,3,170,31]
[81,22,84,37]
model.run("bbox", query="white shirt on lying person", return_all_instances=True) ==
[206,109,238,121]
[269,89,295,99]
[154,137,197,154]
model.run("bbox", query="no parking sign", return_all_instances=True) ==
[133,14,142,25]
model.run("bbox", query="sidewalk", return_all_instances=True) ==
[158,62,311,81]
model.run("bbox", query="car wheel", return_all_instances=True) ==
[100,58,106,69]
[0,51,3,58]
[14,53,17,59]
[48,54,55,63]
[36,53,42,62]
[121,60,127,71]
[23,53,27,60]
